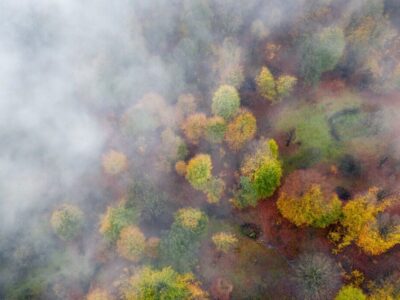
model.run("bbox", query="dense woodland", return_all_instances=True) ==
[2,0,400,299]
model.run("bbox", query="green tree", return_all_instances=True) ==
[186,154,212,190]
[256,66,277,101]
[50,204,83,241]
[160,208,208,272]
[205,116,227,144]
[299,26,345,85]
[122,267,207,300]
[211,85,240,120]
[99,200,137,243]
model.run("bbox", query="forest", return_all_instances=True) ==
[1,0,400,299]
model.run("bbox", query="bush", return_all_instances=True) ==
[102,150,128,175]
[122,267,207,300]
[186,154,212,190]
[99,201,137,243]
[335,285,366,300]
[116,226,146,262]
[205,116,227,144]
[181,113,207,144]
[292,253,341,300]
[212,232,238,253]
[211,85,240,120]
[50,204,83,241]
[225,111,257,151]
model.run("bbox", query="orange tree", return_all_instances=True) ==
[225,110,257,151]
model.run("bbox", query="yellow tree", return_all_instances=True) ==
[116,226,146,262]
[102,150,128,175]
[225,111,257,151]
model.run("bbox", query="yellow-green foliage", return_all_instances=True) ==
[256,66,297,102]
[211,85,240,120]
[205,116,227,144]
[185,154,212,190]
[277,185,342,228]
[181,113,207,144]
[203,177,225,204]
[123,267,207,300]
[212,232,238,253]
[330,188,393,254]
[50,204,84,241]
[225,111,257,151]
[99,200,137,243]
[335,285,366,300]
[175,208,208,234]
[102,150,128,175]
[116,226,146,262]
[86,288,112,300]
[368,276,400,300]
[256,66,277,101]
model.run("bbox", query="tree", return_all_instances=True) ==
[299,26,345,85]
[205,116,227,144]
[86,288,112,300]
[102,150,128,175]
[292,253,341,300]
[50,204,83,241]
[186,154,212,190]
[161,128,188,163]
[181,113,207,144]
[122,267,207,300]
[212,232,238,253]
[256,66,297,102]
[116,226,146,262]
[175,160,187,176]
[203,177,225,204]
[176,93,197,119]
[329,188,393,253]
[239,139,282,200]
[99,201,137,243]
[335,285,366,300]
[159,208,208,272]
[211,85,240,120]
[231,176,259,209]
[277,170,342,228]
[256,66,277,101]
[225,111,257,151]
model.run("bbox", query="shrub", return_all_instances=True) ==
[186,154,212,190]
[99,201,137,243]
[122,267,207,300]
[86,288,112,300]
[102,150,128,175]
[211,85,240,120]
[225,111,257,151]
[277,170,342,228]
[292,253,341,300]
[205,116,227,144]
[335,285,366,300]
[50,204,83,241]
[181,113,207,144]
[212,232,238,253]
[116,226,146,262]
